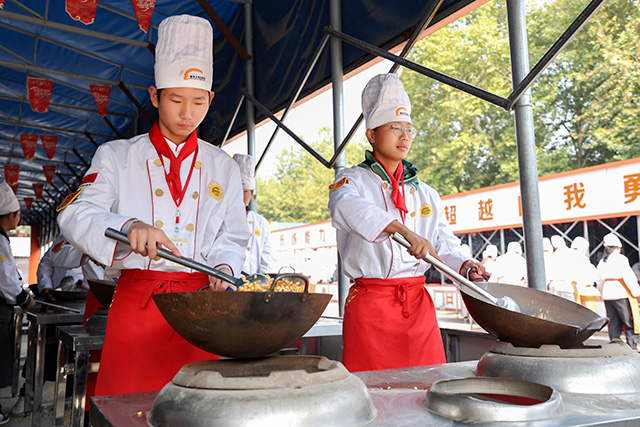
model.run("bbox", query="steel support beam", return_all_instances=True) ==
[507,0,545,291]
[118,82,154,125]
[0,93,136,119]
[244,1,257,211]
[197,0,251,62]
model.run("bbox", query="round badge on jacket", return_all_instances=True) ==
[207,182,224,200]
[420,203,433,217]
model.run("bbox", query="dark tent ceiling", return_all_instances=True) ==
[0,0,484,242]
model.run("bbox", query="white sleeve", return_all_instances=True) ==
[429,189,467,272]
[52,241,86,270]
[0,237,23,304]
[57,143,136,266]
[258,216,275,273]
[36,249,54,292]
[328,168,396,243]
[621,257,640,297]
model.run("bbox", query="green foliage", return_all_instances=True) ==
[256,127,368,223]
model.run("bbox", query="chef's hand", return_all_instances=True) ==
[460,260,490,281]
[385,221,444,263]
[39,288,54,301]
[209,267,236,291]
[127,221,181,260]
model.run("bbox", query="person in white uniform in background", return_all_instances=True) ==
[36,235,84,299]
[328,73,487,372]
[566,236,602,313]
[596,233,640,350]
[548,235,575,299]
[481,244,499,280]
[233,154,275,275]
[632,260,640,283]
[57,15,249,397]
[542,237,554,289]
[492,242,527,286]
[51,238,113,289]
[0,180,35,425]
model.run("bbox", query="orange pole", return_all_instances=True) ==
[28,225,40,285]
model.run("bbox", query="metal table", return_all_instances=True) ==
[12,307,26,397]
[24,303,84,426]
[53,325,105,427]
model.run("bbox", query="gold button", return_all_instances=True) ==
[186,224,194,232]
[383,183,389,189]
[194,162,201,169]
[155,189,164,197]
[154,159,162,167]
[155,220,163,228]
[249,221,253,225]
[411,212,416,217]
[246,247,250,251]
[410,188,415,195]
[414,263,420,267]
[192,191,199,199]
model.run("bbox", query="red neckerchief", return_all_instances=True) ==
[375,156,408,221]
[149,122,198,208]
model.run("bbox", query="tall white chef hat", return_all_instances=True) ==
[155,15,214,91]
[483,244,498,259]
[232,154,255,191]
[0,179,19,216]
[361,73,412,130]
[603,233,622,248]
[550,235,566,250]
[571,236,589,256]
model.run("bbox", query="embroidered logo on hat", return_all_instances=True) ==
[396,107,409,117]
[183,68,206,82]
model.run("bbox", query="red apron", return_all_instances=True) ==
[342,276,445,372]
[94,270,218,397]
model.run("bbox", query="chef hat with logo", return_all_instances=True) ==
[0,178,19,216]
[155,15,213,91]
[603,233,622,248]
[232,154,255,191]
[361,73,412,130]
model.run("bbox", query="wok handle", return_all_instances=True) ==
[105,228,239,286]
[391,233,499,305]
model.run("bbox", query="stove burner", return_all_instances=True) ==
[148,356,376,426]
[477,340,640,394]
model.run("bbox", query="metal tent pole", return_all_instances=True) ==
[506,0,546,291]
[244,2,257,210]
[330,0,348,316]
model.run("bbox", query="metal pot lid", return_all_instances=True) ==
[425,377,564,423]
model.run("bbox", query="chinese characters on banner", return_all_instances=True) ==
[20,134,38,159]
[624,173,640,204]
[89,85,111,117]
[3,164,19,186]
[32,183,44,200]
[27,77,53,113]
[444,205,457,225]
[40,134,57,159]
[563,182,586,210]
[24,197,33,211]
[478,199,493,221]
[131,0,157,32]
[43,165,57,185]
[65,0,98,25]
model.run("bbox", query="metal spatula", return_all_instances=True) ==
[392,233,520,312]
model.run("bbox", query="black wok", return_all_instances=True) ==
[87,279,117,308]
[51,289,89,301]
[460,282,608,348]
[152,281,331,359]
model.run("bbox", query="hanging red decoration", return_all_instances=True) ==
[32,183,44,200]
[24,197,33,211]
[42,165,57,185]
[131,0,156,32]
[20,134,38,159]
[40,134,58,159]
[65,0,98,25]
[4,164,19,186]
[89,84,111,117]
[27,77,53,113]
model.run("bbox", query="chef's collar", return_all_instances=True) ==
[0,227,8,241]
[358,150,419,188]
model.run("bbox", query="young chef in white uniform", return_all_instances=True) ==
[57,15,250,396]
[328,74,487,372]
[36,235,84,298]
[0,180,35,424]
[233,154,275,275]
[596,233,640,350]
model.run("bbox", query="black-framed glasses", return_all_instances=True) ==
[378,124,418,139]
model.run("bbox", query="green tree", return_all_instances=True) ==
[256,127,368,223]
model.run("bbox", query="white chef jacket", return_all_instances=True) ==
[243,210,275,275]
[328,160,467,279]
[51,239,113,289]
[36,236,84,293]
[0,230,23,305]
[57,133,250,277]
[597,252,640,300]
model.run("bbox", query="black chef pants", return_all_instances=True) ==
[605,298,638,350]
[0,298,15,388]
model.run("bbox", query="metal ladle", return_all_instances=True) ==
[105,228,269,289]
[392,234,521,312]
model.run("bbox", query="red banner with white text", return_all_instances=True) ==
[42,165,57,185]
[9,183,18,195]
[24,197,33,211]
[131,0,156,32]
[90,84,111,117]
[65,0,98,25]
[0,1,5,10]
[40,135,57,159]
[20,134,38,159]
[28,77,53,113]
[32,183,43,200]
[4,164,19,186]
